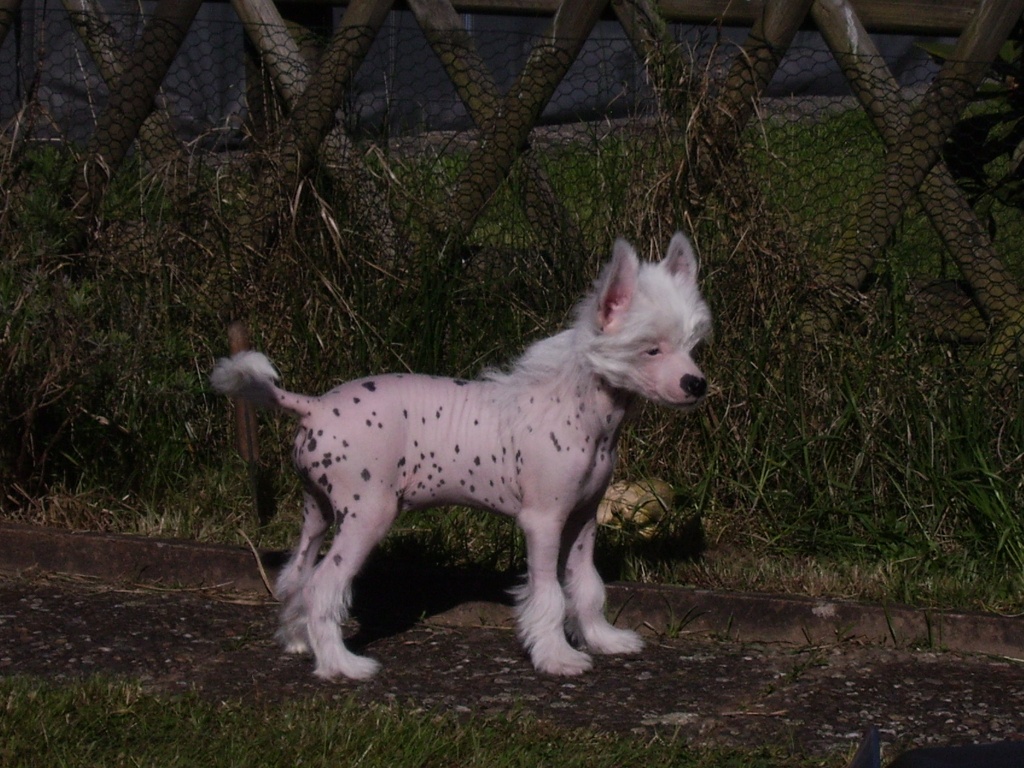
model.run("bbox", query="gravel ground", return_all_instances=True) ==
[2,570,1023,764]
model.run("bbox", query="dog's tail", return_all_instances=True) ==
[210,351,316,416]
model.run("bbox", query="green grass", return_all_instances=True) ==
[2,96,1023,616]
[0,677,815,768]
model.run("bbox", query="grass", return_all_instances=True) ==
[2,90,1023,616]
[0,677,817,768]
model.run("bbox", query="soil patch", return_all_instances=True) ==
[2,570,1022,763]
[2,522,1023,762]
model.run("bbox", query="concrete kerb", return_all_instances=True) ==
[1,521,1020,659]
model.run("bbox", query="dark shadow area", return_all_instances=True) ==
[846,726,1024,768]
[252,464,278,527]
[345,552,517,651]
[257,510,704,652]
[595,511,707,579]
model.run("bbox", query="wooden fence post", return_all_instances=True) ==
[232,0,395,274]
[227,323,260,467]
[68,0,203,220]
[277,0,394,184]
[692,0,815,208]
[446,0,609,240]
[231,0,312,109]
[807,0,1024,368]
[227,322,276,525]
[820,0,1024,295]
[811,0,1023,348]
[407,0,582,255]
[60,0,180,173]
[612,0,692,118]
[710,0,817,138]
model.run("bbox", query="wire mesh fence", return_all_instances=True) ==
[1,2,1023,584]
[4,5,1019,294]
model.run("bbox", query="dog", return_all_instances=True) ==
[210,232,712,680]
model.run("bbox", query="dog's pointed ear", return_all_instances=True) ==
[597,239,640,332]
[663,231,699,286]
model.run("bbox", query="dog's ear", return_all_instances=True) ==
[597,239,640,332]
[663,232,699,285]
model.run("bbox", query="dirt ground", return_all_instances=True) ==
[2,567,1023,765]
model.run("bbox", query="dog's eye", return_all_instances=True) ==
[646,347,661,356]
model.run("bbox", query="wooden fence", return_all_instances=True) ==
[1,0,1022,364]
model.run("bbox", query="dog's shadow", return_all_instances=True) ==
[257,513,706,652]
[258,549,518,651]
[351,554,518,650]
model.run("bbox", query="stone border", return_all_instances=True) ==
[2,521,1020,658]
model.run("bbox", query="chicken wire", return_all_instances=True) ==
[0,3,1020,332]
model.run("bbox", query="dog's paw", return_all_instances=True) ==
[532,646,593,676]
[585,625,644,655]
[282,638,312,655]
[276,627,311,655]
[314,653,381,682]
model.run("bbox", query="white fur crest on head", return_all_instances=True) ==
[580,231,711,406]
[484,232,710,402]
[593,231,702,333]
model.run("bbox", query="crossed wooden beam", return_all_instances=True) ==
[807,0,1024,353]
[64,0,205,215]
[20,0,1022,353]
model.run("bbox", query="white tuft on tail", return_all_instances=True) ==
[209,350,282,409]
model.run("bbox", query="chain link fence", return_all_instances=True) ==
[1,2,1022,580]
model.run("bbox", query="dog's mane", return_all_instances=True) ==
[480,293,598,390]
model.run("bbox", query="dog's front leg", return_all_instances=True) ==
[513,509,593,675]
[563,511,644,655]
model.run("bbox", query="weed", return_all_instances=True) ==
[1,92,1022,614]
[0,677,811,768]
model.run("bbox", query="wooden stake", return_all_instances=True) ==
[227,322,260,465]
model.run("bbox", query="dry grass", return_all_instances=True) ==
[1,94,1022,613]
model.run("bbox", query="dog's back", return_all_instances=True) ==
[290,373,525,516]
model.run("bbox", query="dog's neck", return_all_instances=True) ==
[547,361,635,442]
[595,378,637,437]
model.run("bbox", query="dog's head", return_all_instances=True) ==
[585,232,712,409]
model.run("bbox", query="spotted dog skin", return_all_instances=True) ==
[210,232,712,680]
[291,373,622,520]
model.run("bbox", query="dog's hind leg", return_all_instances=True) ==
[563,513,644,656]
[275,490,332,655]
[302,492,399,681]
[514,509,593,675]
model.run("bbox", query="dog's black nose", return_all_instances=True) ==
[681,374,707,398]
